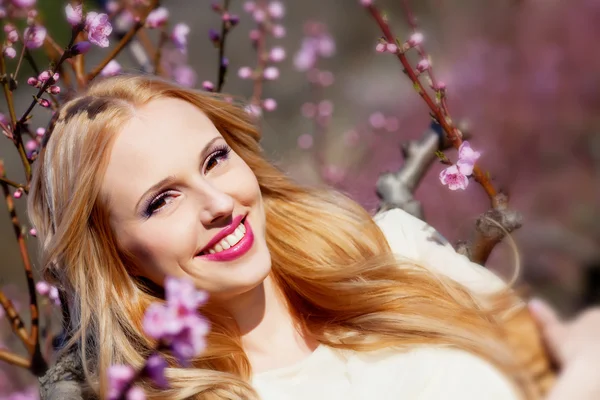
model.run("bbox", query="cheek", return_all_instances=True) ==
[231,161,262,205]
[121,215,199,276]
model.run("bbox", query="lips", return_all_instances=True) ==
[197,214,245,255]
[195,215,254,262]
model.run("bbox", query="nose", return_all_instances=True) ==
[197,182,235,226]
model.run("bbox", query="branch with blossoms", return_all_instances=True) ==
[0,0,201,383]
[108,277,209,400]
[361,0,522,265]
[237,0,285,116]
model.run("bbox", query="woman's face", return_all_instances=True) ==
[100,97,271,300]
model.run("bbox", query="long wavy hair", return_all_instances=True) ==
[28,75,545,399]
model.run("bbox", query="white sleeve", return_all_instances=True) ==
[418,347,521,400]
[374,208,509,295]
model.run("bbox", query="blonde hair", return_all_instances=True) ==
[28,75,541,399]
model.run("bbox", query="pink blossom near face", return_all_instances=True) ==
[146,7,169,29]
[23,25,46,49]
[101,60,122,77]
[172,65,197,88]
[171,23,190,52]
[65,3,83,26]
[107,364,135,400]
[85,12,113,48]
[101,98,271,300]
[439,164,469,190]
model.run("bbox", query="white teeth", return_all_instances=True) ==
[203,221,246,255]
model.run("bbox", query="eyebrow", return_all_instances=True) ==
[134,136,223,213]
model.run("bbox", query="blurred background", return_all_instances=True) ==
[1,0,599,395]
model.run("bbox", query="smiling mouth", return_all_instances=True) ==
[198,218,246,256]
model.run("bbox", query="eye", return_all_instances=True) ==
[205,144,231,172]
[144,191,178,217]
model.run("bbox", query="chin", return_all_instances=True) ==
[191,239,272,300]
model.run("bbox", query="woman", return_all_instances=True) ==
[28,74,590,399]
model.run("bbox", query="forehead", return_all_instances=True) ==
[102,97,221,205]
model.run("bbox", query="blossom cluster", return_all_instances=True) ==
[439,141,481,190]
[107,277,210,399]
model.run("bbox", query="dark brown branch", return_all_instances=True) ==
[216,0,232,92]
[456,193,523,265]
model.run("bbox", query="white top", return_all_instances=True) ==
[252,209,519,400]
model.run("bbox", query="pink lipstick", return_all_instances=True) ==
[196,216,254,262]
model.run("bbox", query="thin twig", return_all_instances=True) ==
[216,0,232,92]
[153,28,168,75]
[13,43,27,80]
[365,4,498,202]
[0,161,39,351]
[0,290,31,349]
[0,349,30,369]
[0,176,26,191]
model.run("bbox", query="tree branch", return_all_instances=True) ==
[376,122,449,218]
[0,349,30,369]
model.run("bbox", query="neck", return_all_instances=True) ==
[220,275,318,373]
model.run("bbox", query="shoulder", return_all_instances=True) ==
[373,208,509,295]
[351,346,520,399]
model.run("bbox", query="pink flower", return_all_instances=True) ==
[267,1,285,19]
[65,3,83,26]
[23,25,47,49]
[126,387,146,400]
[262,98,277,111]
[36,281,50,296]
[375,42,385,53]
[238,66,253,79]
[408,32,424,47]
[202,80,214,92]
[142,277,210,364]
[146,7,169,29]
[3,46,16,58]
[85,12,112,48]
[359,0,373,5]
[456,141,481,175]
[271,24,285,38]
[439,164,469,190]
[171,23,190,52]
[107,364,135,400]
[269,46,286,62]
[263,66,279,80]
[416,59,431,73]
[101,60,122,77]
[29,228,37,237]
[11,0,36,8]
[172,65,197,88]
[146,354,168,389]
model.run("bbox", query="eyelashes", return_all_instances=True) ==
[142,143,232,218]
